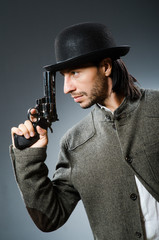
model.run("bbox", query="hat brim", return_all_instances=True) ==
[43,46,130,72]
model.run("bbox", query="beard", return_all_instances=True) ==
[79,72,109,109]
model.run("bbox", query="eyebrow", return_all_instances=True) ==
[60,68,78,75]
[60,69,71,76]
[60,62,96,75]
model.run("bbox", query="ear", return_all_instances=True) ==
[102,58,112,77]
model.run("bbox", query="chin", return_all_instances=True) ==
[79,101,94,109]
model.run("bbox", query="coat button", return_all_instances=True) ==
[125,156,133,164]
[130,193,137,201]
[135,231,142,238]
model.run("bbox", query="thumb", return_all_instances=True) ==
[31,125,48,148]
[36,125,47,137]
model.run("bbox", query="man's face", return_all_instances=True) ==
[61,63,109,109]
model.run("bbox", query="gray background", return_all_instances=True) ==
[1,0,159,239]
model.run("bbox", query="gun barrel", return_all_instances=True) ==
[42,71,58,123]
[43,71,56,103]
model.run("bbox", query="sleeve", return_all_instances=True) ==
[9,142,80,232]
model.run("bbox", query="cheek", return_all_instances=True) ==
[78,79,93,94]
[86,75,100,93]
[91,77,108,98]
[78,69,103,94]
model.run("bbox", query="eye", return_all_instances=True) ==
[71,71,79,77]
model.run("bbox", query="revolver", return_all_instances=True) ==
[14,71,59,150]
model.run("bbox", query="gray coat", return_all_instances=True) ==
[10,88,159,240]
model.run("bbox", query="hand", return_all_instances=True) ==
[11,109,48,148]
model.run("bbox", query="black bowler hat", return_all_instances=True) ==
[44,22,130,72]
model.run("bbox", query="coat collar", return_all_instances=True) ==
[94,89,144,122]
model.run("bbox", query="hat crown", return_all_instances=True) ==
[55,23,117,63]
[44,22,130,72]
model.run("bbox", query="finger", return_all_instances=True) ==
[18,123,31,139]
[29,108,38,122]
[11,127,23,136]
[24,120,35,137]
[30,108,37,114]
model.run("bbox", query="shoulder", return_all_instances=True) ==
[142,88,159,115]
[61,109,96,151]
[144,88,159,99]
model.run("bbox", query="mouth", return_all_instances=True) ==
[72,95,84,103]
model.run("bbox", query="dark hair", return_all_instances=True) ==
[111,59,141,100]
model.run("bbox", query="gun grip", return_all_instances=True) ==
[14,133,40,150]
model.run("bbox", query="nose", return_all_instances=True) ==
[63,75,76,94]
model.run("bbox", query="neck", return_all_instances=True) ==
[103,77,124,112]
[104,93,124,112]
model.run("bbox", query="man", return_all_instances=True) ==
[10,23,159,239]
